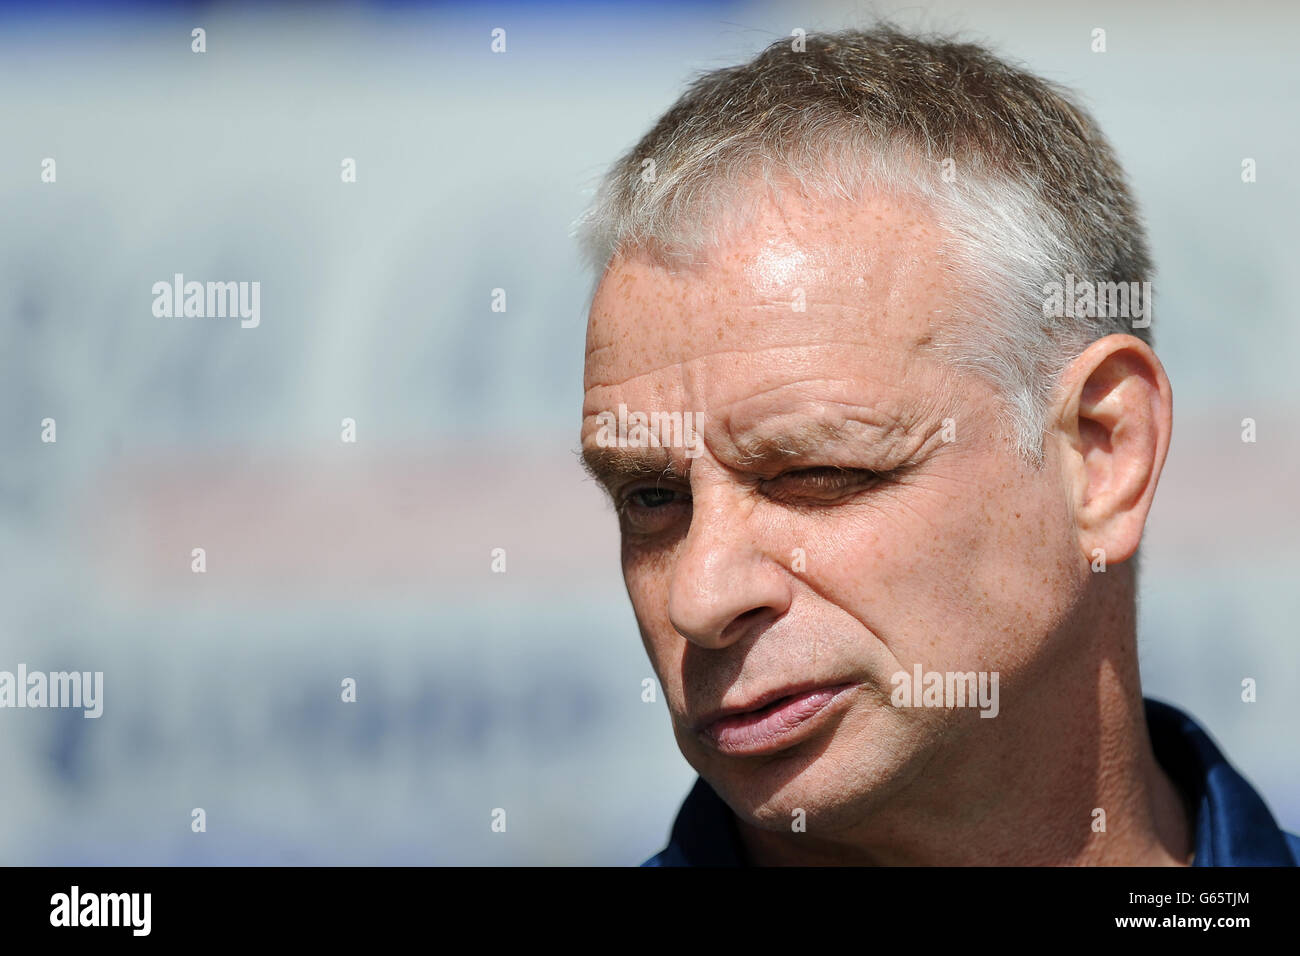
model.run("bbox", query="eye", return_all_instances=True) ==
[760,466,888,503]
[628,487,681,509]
[617,484,690,535]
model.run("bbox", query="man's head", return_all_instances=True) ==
[578,28,1172,856]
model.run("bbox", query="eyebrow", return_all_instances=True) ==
[731,419,858,468]
[579,445,689,490]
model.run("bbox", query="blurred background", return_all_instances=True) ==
[0,0,1296,864]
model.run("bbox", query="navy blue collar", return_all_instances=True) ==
[643,697,1300,866]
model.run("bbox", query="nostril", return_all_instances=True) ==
[719,606,772,644]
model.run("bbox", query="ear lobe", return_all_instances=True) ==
[1058,336,1172,565]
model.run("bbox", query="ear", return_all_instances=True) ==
[1052,334,1173,565]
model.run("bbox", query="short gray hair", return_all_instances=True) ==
[576,26,1155,464]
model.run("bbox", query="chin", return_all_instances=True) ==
[700,726,918,835]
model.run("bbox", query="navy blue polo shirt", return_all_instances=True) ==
[642,697,1300,866]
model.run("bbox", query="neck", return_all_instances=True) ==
[737,575,1193,866]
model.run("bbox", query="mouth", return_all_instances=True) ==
[696,682,858,757]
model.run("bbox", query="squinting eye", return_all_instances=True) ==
[762,467,887,502]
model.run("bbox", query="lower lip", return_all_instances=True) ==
[702,684,856,756]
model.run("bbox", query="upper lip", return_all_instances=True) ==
[692,681,852,733]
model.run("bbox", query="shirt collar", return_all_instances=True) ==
[1144,697,1297,866]
[644,697,1298,866]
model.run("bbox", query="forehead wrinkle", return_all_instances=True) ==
[701,370,913,414]
[586,341,924,402]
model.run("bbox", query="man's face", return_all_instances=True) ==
[581,188,1089,834]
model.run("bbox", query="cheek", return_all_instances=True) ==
[639,628,688,722]
[622,542,671,624]
[794,462,1077,670]
[623,549,685,686]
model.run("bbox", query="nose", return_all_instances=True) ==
[666,478,793,650]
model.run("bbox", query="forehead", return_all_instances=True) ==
[583,185,955,394]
